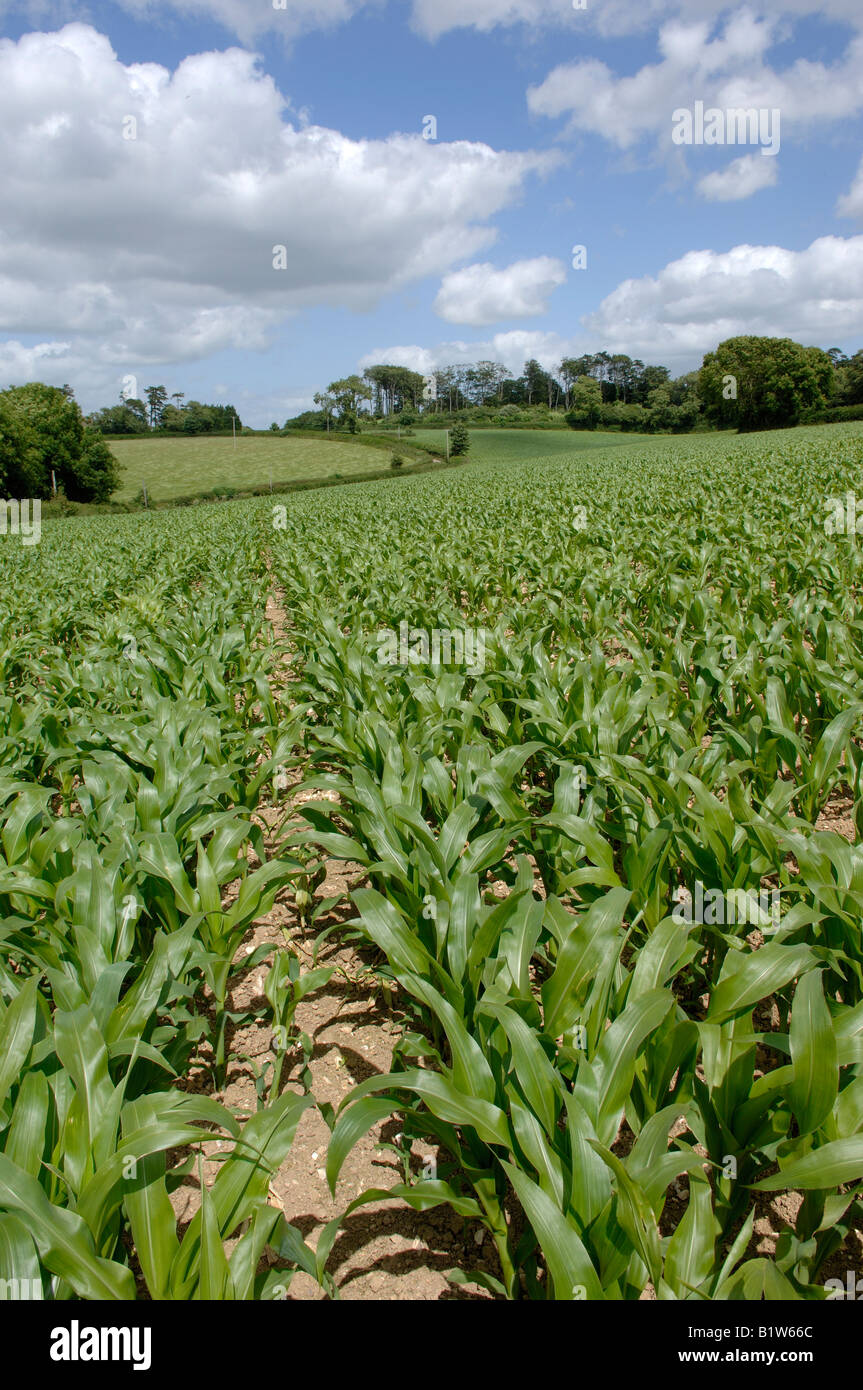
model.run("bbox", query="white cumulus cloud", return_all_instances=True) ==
[528,13,863,158]
[0,23,552,401]
[697,152,778,200]
[585,235,863,359]
[433,256,567,325]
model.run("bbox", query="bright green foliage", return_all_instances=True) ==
[3,421,863,1299]
[0,383,120,501]
[699,337,834,432]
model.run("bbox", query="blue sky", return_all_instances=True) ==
[0,0,861,424]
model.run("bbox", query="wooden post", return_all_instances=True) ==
[51,470,57,496]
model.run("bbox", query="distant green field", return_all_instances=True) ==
[107,427,652,503]
[409,427,636,466]
[108,434,397,501]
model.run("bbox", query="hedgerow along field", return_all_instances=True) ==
[2,420,863,1300]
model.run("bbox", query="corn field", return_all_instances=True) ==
[3,422,863,1301]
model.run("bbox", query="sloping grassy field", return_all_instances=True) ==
[409,426,639,466]
[108,433,398,500]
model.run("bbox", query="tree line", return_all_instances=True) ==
[2,335,861,504]
[87,385,242,436]
[288,339,863,436]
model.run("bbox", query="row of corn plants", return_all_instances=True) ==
[0,509,329,1298]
